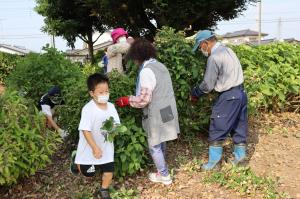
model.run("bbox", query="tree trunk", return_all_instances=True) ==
[87,32,95,64]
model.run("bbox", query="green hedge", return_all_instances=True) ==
[154,27,300,134]
[0,90,60,185]
[233,43,300,112]
[6,46,83,103]
[0,52,22,84]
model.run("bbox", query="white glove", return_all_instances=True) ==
[57,128,68,139]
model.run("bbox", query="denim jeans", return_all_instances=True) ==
[149,142,169,176]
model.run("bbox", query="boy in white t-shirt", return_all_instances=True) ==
[70,73,120,199]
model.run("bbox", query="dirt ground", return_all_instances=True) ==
[0,112,299,199]
[248,113,300,199]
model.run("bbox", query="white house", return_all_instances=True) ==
[66,40,113,63]
[221,29,268,45]
[66,31,113,63]
[0,44,33,56]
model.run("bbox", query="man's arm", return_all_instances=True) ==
[191,57,219,97]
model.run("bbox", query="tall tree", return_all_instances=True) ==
[35,0,111,63]
[101,0,257,39]
[35,0,256,63]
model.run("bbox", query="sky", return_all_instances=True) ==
[0,0,300,52]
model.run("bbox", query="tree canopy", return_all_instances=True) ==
[35,0,257,62]
[103,0,257,38]
[35,0,112,63]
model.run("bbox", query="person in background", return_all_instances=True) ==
[38,86,67,138]
[190,30,248,170]
[106,28,131,73]
[115,38,180,185]
[101,48,108,73]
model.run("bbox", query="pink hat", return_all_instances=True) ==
[111,28,128,43]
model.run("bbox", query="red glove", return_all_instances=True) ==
[116,96,130,107]
[190,95,198,104]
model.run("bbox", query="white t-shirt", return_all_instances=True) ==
[75,100,120,165]
[41,105,54,117]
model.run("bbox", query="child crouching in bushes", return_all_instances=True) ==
[70,73,120,199]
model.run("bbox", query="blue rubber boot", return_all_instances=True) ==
[201,144,223,171]
[232,143,246,166]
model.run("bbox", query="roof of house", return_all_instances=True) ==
[66,40,113,56]
[283,38,300,43]
[222,29,268,38]
[247,38,300,45]
[0,44,33,55]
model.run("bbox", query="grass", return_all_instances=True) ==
[203,165,285,199]
[74,187,139,199]
[110,187,139,199]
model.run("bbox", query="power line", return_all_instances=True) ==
[2,26,39,30]
[218,18,300,26]
[0,33,45,36]
[0,36,48,39]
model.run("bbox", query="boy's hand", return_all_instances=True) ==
[92,147,102,159]
[116,96,130,107]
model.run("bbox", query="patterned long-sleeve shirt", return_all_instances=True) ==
[129,66,156,108]
[129,87,153,108]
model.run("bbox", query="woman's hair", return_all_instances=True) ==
[126,38,157,64]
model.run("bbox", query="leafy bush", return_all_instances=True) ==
[233,43,300,112]
[94,49,105,63]
[155,27,214,136]
[0,90,60,185]
[0,52,22,84]
[154,27,300,136]
[6,46,82,103]
[56,76,89,139]
[101,117,147,178]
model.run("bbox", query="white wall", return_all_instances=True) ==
[0,47,24,55]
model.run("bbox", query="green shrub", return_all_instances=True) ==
[155,27,300,132]
[56,76,89,139]
[0,52,22,84]
[233,43,300,112]
[94,49,105,63]
[0,90,60,185]
[101,117,147,178]
[155,27,214,136]
[6,46,82,103]
[81,62,103,75]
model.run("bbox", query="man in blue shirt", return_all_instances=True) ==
[191,30,248,170]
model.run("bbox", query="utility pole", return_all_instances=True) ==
[277,17,282,41]
[258,0,262,45]
[0,18,4,43]
[50,34,56,48]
